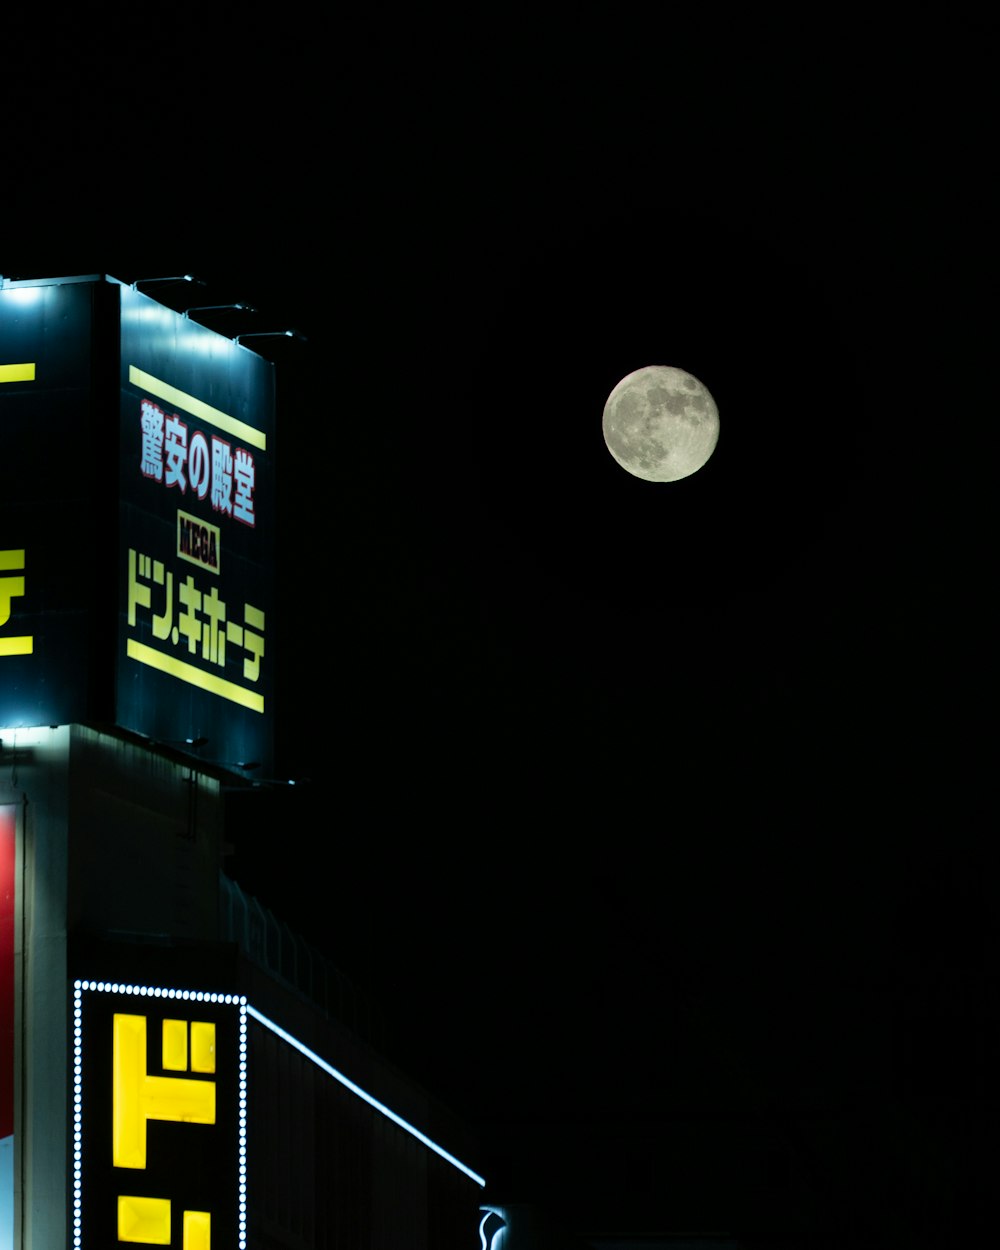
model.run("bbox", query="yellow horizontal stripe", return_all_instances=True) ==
[0,636,33,656]
[127,639,264,712]
[0,550,25,571]
[128,366,266,451]
[0,363,35,383]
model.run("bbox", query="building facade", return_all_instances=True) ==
[2,275,486,1248]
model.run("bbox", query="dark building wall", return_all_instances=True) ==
[6,722,483,1249]
[5,727,70,1249]
[249,1020,480,1249]
[66,724,224,943]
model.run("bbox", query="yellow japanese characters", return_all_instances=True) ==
[0,549,32,656]
[114,1013,216,1246]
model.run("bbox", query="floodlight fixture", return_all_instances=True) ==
[148,735,209,752]
[183,302,257,320]
[132,274,206,290]
[235,328,308,345]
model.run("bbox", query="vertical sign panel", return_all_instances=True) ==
[74,983,246,1248]
[0,805,14,1244]
[117,288,275,772]
[0,282,97,726]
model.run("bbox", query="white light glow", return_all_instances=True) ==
[0,725,60,747]
[0,286,45,307]
[479,1206,508,1250]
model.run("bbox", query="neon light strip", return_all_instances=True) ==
[247,1005,486,1188]
[126,640,264,713]
[0,638,32,656]
[0,363,35,382]
[128,366,267,452]
[479,1207,507,1250]
[72,982,249,1250]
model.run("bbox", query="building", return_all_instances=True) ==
[1,275,486,1248]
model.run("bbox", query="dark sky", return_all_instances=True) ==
[7,15,992,1244]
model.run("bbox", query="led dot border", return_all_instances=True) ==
[72,981,249,1250]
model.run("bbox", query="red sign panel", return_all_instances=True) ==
[1,803,14,1238]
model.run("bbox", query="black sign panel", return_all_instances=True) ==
[0,279,104,727]
[117,287,275,771]
[74,981,245,1247]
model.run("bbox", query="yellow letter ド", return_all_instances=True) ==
[113,1013,216,1170]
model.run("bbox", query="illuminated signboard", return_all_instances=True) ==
[0,279,106,727]
[117,287,275,770]
[1,276,275,770]
[73,982,247,1248]
[1,806,13,1244]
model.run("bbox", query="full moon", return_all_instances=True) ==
[602,365,720,482]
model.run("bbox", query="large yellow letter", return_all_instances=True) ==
[113,1014,216,1170]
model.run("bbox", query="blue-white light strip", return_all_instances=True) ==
[247,1004,486,1187]
[479,1205,508,1250]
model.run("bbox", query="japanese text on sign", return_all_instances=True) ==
[0,549,32,656]
[127,548,265,713]
[140,400,256,527]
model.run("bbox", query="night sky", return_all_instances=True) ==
[6,15,991,1244]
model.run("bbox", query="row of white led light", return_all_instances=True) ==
[72,982,249,1250]
[77,984,242,1002]
[71,979,485,1248]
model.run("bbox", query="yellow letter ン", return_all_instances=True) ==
[184,1210,211,1249]
[113,1014,216,1170]
[0,550,32,654]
